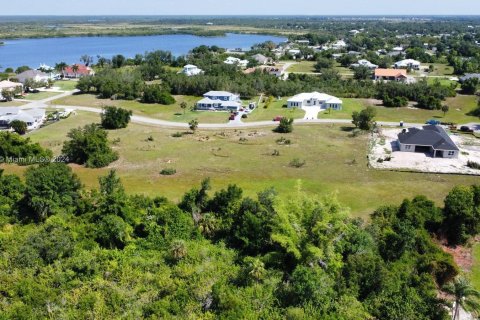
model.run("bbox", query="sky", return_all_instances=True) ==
[1,0,480,16]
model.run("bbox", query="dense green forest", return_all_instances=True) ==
[1,158,479,318]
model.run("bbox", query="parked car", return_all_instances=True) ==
[460,126,474,133]
[426,119,441,125]
[229,114,235,121]
[273,116,284,122]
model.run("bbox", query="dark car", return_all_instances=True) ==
[460,126,474,133]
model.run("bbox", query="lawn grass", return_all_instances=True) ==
[320,95,480,125]
[53,80,79,91]
[2,113,478,219]
[244,97,305,122]
[285,61,317,73]
[470,244,480,291]
[23,91,62,101]
[49,93,232,124]
[0,100,27,107]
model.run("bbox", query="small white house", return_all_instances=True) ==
[394,59,421,70]
[224,57,249,68]
[332,40,347,50]
[179,65,204,76]
[196,91,241,112]
[351,59,378,69]
[287,92,343,110]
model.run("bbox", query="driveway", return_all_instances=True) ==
[302,106,322,120]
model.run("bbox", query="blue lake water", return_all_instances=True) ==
[0,33,286,70]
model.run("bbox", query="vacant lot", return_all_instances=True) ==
[284,61,317,73]
[321,95,480,125]
[1,112,478,219]
[23,91,62,101]
[50,93,233,124]
[245,98,305,121]
[53,80,79,91]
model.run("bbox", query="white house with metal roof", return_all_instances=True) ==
[179,65,204,76]
[394,59,421,70]
[196,91,242,112]
[224,57,249,68]
[287,92,343,110]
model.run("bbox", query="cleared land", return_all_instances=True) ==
[53,80,79,91]
[1,112,478,218]
[0,101,27,107]
[50,93,232,124]
[23,91,62,101]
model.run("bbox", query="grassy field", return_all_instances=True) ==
[320,95,480,124]
[50,93,232,124]
[245,98,305,121]
[23,91,62,101]
[0,101,27,107]
[284,61,317,73]
[470,244,480,290]
[1,112,478,219]
[53,80,78,91]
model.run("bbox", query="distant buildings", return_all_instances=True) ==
[62,64,95,79]
[179,65,204,76]
[196,91,242,112]
[287,92,343,110]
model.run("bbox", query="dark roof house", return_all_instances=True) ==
[397,125,459,158]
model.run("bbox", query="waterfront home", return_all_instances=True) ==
[224,57,249,68]
[15,70,50,85]
[397,125,459,158]
[394,59,421,70]
[287,92,343,110]
[374,69,408,82]
[252,54,272,65]
[179,65,204,76]
[62,64,95,79]
[196,91,241,112]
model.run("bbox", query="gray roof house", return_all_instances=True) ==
[459,73,480,82]
[252,54,272,65]
[397,125,459,158]
[196,91,241,112]
[15,70,50,84]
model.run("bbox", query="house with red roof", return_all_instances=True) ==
[62,64,95,79]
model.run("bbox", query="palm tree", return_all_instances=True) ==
[443,277,480,320]
[72,64,79,78]
[170,240,187,261]
[248,259,266,282]
[198,213,217,237]
[180,102,188,115]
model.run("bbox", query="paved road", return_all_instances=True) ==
[14,90,476,130]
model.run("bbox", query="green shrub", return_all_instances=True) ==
[289,158,306,168]
[160,168,177,176]
[467,161,480,170]
[101,106,132,129]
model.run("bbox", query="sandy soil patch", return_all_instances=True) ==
[369,127,480,175]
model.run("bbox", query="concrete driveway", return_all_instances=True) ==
[302,106,322,120]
